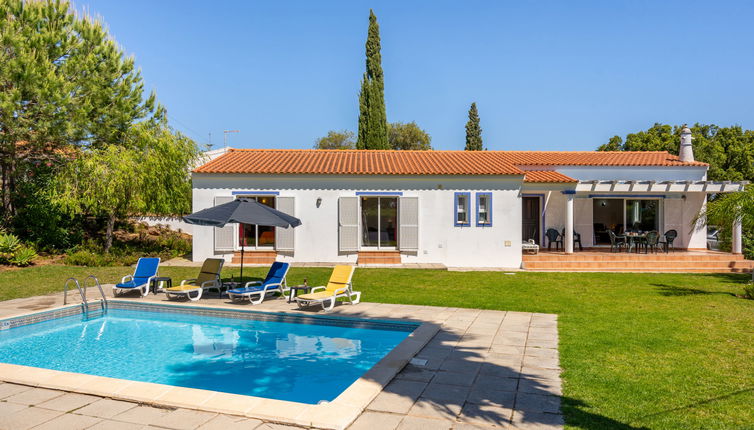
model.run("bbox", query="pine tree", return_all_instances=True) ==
[357,10,389,149]
[464,102,484,150]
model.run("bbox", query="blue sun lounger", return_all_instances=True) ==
[227,262,290,305]
[113,257,160,297]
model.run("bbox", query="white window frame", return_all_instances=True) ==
[454,192,471,227]
[476,192,492,227]
[359,195,399,250]
[236,194,277,250]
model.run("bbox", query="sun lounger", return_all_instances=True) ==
[113,257,160,297]
[164,258,224,301]
[295,265,360,312]
[227,262,290,305]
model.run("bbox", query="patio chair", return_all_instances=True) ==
[545,228,563,251]
[644,231,661,254]
[295,265,360,312]
[164,258,224,302]
[661,229,678,253]
[113,257,160,297]
[608,230,626,253]
[227,262,290,305]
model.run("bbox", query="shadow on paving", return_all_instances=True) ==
[317,307,647,430]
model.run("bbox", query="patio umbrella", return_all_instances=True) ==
[182,198,301,282]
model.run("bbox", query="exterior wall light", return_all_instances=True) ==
[316,197,322,207]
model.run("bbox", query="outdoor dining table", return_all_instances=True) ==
[619,233,647,253]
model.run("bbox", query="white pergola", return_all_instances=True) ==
[560,180,749,254]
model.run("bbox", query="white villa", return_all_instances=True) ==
[190,128,746,269]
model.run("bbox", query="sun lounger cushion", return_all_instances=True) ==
[227,262,289,295]
[115,257,160,289]
[165,284,201,292]
[227,285,266,294]
[296,291,335,301]
[115,279,148,289]
[297,265,354,300]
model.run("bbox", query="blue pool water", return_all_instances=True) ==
[0,308,414,404]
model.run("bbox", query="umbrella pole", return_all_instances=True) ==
[240,244,244,284]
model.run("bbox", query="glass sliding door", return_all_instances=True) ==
[239,195,276,249]
[361,196,398,249]
[625,199,660,232]
[593,198,662,245]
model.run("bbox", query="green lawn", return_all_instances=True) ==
[1,265,753,429]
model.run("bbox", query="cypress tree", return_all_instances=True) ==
[465,102,484,150]
[357,10,389,149]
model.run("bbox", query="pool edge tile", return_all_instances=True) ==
[114,380,172,403]
[245,398,312,427]
[199,392,262,416]
[154,386,217,409]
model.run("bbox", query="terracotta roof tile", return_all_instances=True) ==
[194,149,708,175]
[523,171,577,183]
[502,150,708,167]
[195,149,524,175]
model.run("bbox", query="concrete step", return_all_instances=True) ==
[231,251,277,265]
[358,251,401,265]
[524,260,754,269]
[523,253,744,262]
[527,268,752,273]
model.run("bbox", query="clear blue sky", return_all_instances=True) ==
[79,0,754,151]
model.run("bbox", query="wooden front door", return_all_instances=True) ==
[522,197,541,244]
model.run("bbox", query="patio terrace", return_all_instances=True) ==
[523,249,754,272]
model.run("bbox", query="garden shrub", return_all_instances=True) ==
[0,231,38,267]
[10,246,38,267]
[0,232,21,262]
[63,249,114,267]
[63,222,191,266]
[743,283,754,300]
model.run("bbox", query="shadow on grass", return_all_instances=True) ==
[653,283,736,297]
[632,387,753,424]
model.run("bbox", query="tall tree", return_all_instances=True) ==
[388,122,432,150]
[0,0,159,224]
[356,10,389,149]
[598,123,754,181]
[465,102,484,150]
[50,122,199,252]
[314,130,356,150]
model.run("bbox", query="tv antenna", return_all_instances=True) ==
[223,130,239,149]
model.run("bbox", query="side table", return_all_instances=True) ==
[151,277,172,294]
[288,285,312,303]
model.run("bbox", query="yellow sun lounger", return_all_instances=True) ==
[164,258,224,301]
[295,265,360,312]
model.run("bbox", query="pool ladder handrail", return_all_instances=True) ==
[64,275,107,317]
[83,275,108,313]
[64,277,87,315]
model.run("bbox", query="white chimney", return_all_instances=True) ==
[679,126,694,162]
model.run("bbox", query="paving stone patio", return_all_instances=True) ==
[0,290,563,429]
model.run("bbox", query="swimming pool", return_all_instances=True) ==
[0,303,417,405]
